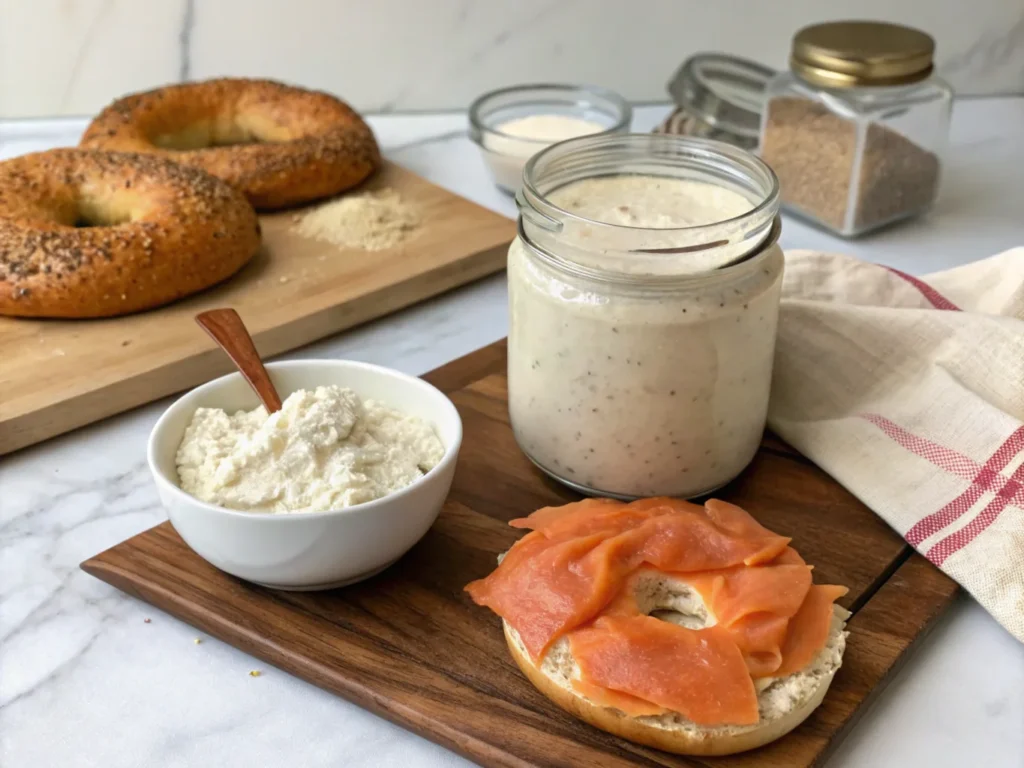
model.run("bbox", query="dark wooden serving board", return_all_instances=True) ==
[82,340,958,768]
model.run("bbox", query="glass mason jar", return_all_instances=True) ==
[508,133,783,500]
[760,21,953,237]
[662,53,775,151]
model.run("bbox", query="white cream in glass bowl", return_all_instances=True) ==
[469,83,631,194]
[508,134,782,500]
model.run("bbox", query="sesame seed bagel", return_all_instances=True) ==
[0,148,261,318]
[79,78,381,210]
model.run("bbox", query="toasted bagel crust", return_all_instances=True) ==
[0,148,260,318]
[80,78,380,210]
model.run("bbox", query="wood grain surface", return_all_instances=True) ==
[0,162,513,455]
[82,340,959,768]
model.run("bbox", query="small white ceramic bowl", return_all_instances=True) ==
[147,360,462,591]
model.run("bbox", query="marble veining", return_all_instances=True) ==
[58,0,117,111]
[178,0,195,82]
[374,2,570,114]
[1,1,1023,118]
[0,104,1023,768]
[942,12,1024,83]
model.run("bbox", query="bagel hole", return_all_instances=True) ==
[152,121,266,151]
[635,576,710,630]
[154,132,261,150]
[71,199,133,228]
[649,609,706,630]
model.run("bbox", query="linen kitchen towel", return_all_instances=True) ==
[769,248,1024,643]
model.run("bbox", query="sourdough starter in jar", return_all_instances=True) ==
[508,175,783,499]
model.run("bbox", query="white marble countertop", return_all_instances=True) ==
[1,101,1022,768]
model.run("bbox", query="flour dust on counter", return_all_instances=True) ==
[292,188,422,251]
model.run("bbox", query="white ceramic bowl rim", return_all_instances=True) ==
[147,359,463,522]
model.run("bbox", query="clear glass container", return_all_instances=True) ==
[759,22,953,237]
[468,83,631,195]
[508,133,783,500]
[662,53,775,150]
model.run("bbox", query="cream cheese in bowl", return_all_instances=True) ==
[176,385,445,514]
[148,360,462,590]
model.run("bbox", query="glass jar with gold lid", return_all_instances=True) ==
[760,20,953,237]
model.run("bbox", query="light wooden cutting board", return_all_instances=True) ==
[0,162,514,455]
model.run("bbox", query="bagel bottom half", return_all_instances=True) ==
[503,572,849,757]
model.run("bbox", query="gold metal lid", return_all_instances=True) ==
[791,21,935,88]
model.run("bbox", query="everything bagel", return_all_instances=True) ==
[0,148,260,318]
[79,78,380,210]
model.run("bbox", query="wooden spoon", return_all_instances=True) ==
[195,308,283,414]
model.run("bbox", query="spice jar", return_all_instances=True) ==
[508,134,783,499]
[760,21,952,237]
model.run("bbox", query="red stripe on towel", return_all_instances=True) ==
[883,267,961,311]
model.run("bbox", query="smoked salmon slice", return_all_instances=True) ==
[773,584,849,677]
[570,615,760,726]
[509,498,628,533]
[726,612,791,678]
[685,564,812,628]
[466,498,792,659]
[702,499,794,565]
[770,546,807,566]
[685,564,813,678]
[467,531,627,659]
[703,499,777,537]
[465,497,848,725]
[635,512,791,573]
[570,677,668,717]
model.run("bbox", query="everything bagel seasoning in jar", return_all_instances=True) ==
[759,21,952,236]
[508,134,782,499]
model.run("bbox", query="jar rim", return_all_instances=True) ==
[519,133,780,246]
[516,214,782,289]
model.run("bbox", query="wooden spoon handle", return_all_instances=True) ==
[195,308,283,414]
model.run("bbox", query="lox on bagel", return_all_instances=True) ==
[466,497,849,756]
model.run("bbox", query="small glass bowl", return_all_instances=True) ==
[469,83,631,195]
